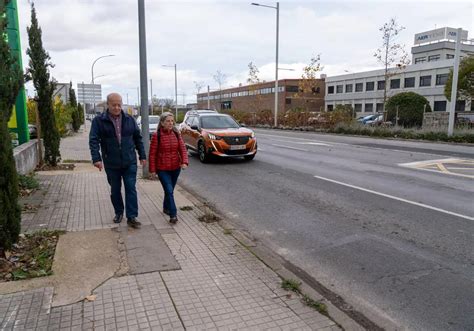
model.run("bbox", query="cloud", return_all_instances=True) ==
[17,0,473,104]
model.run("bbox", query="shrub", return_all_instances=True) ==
[385,92,431,127]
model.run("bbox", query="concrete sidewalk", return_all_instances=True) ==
[0,126,345,330]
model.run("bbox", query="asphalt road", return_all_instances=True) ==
[179,128,474,331]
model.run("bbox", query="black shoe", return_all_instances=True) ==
[127,218,142,228]
[163,208,170,215]
[169,217,178,224]
[113,214,123,224]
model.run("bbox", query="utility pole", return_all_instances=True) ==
[150,79,153,115]
[448,28,462,136]
[138,0,149,176]
[207,85,210,109]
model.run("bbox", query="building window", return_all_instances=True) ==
[354,104,362,112]
[420,75,432,87]
[376,103,384,112]
[436,74,448,86]
[355,83,363,92]
[336,85,343,93]
[221,101,232,110]
[404,77,415,88]
[365,103,373,112]
[415,57,426,64]
[345,84,353,93]
[366,81,374,91]
[428,54,441,62]
[446,54,455,59]
[285,98,291,105]
[455,100,466,112]
[377,80,385,90]
[312,87,321,94]
[327,105,334,111]
[286,85,299,93]
[433,101,447,112]
[328,86,334,94]
[390,79,400,89]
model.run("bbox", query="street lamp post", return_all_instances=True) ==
[162,64,178,120]
[91,54,115,113]
[251,2,279,127]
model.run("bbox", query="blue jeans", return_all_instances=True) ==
[157,168,181,218]
[105,164,138,219]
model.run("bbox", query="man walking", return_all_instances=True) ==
[89,93,146,228]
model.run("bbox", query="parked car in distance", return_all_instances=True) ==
[456,114,474,128]
[136,115,160,137]
[365,115,384,125]
[357,114,380,124]
[180,112,257,163]
[28,124,37,139]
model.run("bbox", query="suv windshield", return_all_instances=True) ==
[200,115,240,129]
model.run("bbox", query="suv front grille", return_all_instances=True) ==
[223,136,250,145]
[224,148,250,155]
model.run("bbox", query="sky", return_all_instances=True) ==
[16,0,474,106]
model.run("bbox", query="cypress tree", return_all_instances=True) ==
[0,0,23,256]
[69,82,80,132]
[77,103,85,125]
[26,3,60,166]
[69,81,77,108]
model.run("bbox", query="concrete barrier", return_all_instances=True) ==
[13,140,40,175]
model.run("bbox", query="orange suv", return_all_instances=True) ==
[180,112,257,162]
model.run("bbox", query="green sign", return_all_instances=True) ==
[6,0,28,145]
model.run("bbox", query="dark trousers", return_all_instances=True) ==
[105,164,138,219]
[157,168,181,218]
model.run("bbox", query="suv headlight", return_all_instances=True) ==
[208,133,221,140]
[250,131,255,138]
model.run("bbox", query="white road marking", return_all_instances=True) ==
[271,144,308,152]
[297,142,330,146]
[399,158,463,167]
[313,175,474,221]
[257,132,346,145]
[400,158,474,179]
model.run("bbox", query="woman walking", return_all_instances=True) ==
[149,112,188,223]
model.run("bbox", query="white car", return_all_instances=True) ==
[136,115,160,137]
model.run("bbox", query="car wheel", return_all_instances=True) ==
[198,142,210,163]
[244,154,255,161]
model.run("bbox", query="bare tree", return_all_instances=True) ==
[213,70,227,107]
[193,81,204,94]
[374,18,410,110]
[247,62,260,84]
[296,54,323,113]
[246,62,264,114]
[154,97,174,110]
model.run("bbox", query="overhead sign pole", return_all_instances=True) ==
[6,0,28,145]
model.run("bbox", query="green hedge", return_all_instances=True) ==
[330,123,474,143]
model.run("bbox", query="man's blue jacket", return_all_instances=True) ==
[89,111,146,169]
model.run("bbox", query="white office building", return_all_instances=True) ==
[325,27,473,115]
